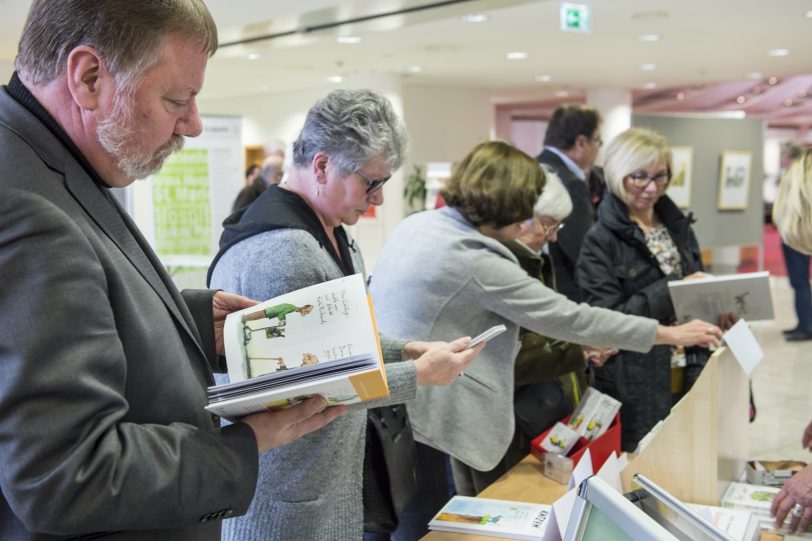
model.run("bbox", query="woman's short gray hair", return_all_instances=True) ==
[292,89,409,175]
[603,127,672,199]
[15,0,217,90]
[534,169,572,221]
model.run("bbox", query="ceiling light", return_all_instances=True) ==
[506,51,528,60]
[642,82,657,90]
[767,48,790,57]
[639,63,657,71]
[247,53,262,60]
[784,98,794,107]
[736,95,747,104]
[555,90,570,98]
[752,86,763,95]
[747,72,763,80]
[798,90,808,98]
[638,34,660,42]
[336,36,362,44]
[768,76,779,85]
[676,92,685,100]
[326,75,343,83]
[406,65,424,73]
[460,13,489,23]
[535,74,552,82]
[805,9,812,18]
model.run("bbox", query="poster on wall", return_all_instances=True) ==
[717,150,752,210]
[667,146,693,209]
[425,162,453,210]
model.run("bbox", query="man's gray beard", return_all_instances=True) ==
[97,96,185,181]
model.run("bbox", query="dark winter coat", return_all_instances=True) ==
[576,192,710,451]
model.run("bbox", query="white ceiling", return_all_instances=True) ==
[1,0,811,126]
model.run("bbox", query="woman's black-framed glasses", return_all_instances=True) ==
[626,170,670,190]
[356,170,391,194]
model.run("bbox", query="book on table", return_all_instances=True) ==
[205,273,388,418]
[667,271,774,324]
[428,495,551,540]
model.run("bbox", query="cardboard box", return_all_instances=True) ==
[745,460,806,487]
[531,412,621,474]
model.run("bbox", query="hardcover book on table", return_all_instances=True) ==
[205,273,388,418]
[667,271,774,324]
[428,496,551,540]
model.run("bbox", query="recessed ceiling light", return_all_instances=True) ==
[736,95,747,104]
[767,48,790,57]
[460,13,489,23]
[676,92,685,100]
[406,65,424,73]
[752,86,763,95]
[784,98,794,107]
[535,74,552,82]
[326,75,343,83]
[642,82,657,89]
[639,63,657,71]
[799,90,809,98]
[336,36,362,44]
[747,72,763,80]
[555,90,570,98]
[247,53,262,60]
[506,51,528,60]
[768,76,779,85]
[805,9,812,18]
[638,34,660,42]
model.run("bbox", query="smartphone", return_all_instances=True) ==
[465,324,507,349]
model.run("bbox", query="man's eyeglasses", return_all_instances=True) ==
[591,135,603,148]
[626,170,670,190]
[356,170,391,194]
[542,222,565,238]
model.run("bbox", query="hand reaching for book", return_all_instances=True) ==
[772,462,812,533]
[654,319,722,349]
[240,396,348,453]
[414,337,482,386]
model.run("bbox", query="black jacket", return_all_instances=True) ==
[537,149,604,302]
[231,176,268,213]
[576,192,709,451]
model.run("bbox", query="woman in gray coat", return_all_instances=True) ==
[369,140,723,540]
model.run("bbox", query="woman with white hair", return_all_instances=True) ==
[576,127,716,452]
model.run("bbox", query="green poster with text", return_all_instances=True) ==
[152,149,211,256]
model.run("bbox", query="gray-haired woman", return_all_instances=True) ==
[208,89,481,540]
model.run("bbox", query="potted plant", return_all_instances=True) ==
[403,164,427,212]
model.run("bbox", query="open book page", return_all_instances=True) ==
[668,271,774,324]
[206,273,387,417]
[429,496,551,540]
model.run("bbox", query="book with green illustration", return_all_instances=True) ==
[205,273,388,418]
[428,496,552,540]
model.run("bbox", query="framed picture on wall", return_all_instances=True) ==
[668,146,693,208]
[717,150,752,210]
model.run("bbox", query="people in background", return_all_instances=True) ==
[774,142,812,341]
[495,172,617,485]
[0,1,346,539]
[576,127,722,452]
[244,163,261,187]
[369,140,722,540]
[231,154,285,212]
[208,89,481,541]
[537,104,606,302]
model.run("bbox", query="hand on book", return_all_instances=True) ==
[240,396,348,453]
[213,291,259,356]
[413,337,482,386]
[772,462,812,533]
[654,319,722,349]
[717,312,740,331]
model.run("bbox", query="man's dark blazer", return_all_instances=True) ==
[0,87,258,540]
[537,148,601,302]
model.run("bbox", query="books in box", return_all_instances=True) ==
[746,460,807,487]
[567,387,621,441]
[428,496,551,540]
[206,274,388,418]
[688,503,760,541]
[720,481,779,516]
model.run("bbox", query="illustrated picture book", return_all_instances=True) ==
[667,271,774,324]
[206,273,387,418]
[428,496,552,540]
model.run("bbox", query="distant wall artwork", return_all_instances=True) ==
[717,150,752,210]
[668,146,693,209]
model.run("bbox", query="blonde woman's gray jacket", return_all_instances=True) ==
[369,206,657,471]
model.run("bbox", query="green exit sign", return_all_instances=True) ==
[560,3,591,33]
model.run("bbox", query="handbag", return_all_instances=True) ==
[514,379,573,440]
[362,405,418,533]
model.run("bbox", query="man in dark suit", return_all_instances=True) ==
[537,105,604,302]
[0,1,344,539]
